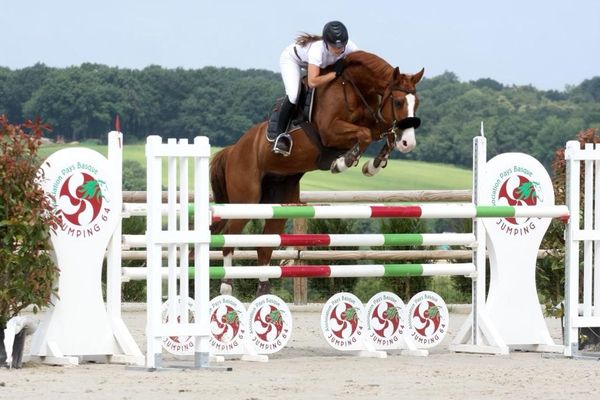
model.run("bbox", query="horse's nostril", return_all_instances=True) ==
[402,140,408,147]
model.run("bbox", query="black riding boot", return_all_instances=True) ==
[272,97,295,155]
[267,97,294,142]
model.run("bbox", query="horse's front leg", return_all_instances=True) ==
[362,134,395,177]
[331,142,361,174]
[323,121,373,174]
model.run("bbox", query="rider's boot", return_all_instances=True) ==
[272,97,295,156]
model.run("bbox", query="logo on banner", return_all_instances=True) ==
[490,165,543,236]
[161,297,196,355]
[209,295,247,354]
[321,292,365,351]
[365,292,406,349]
[406,291,449,348]
[49,161,113,239]
[247,295,292,354]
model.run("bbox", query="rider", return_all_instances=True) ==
[269,20,359,155]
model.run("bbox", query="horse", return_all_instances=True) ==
[210,50,424,296]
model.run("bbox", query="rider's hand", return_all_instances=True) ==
[333,59,346,77]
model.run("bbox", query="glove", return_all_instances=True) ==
[333,59,346,77]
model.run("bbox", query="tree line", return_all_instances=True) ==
[1,62,598,168]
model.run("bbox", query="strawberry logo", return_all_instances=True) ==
[330,303,360,338]
[210,306,240,342]
[498,175,540,225]
[163,307,194,344]
[371,302,401,338]
[58,173,105,226]
[254,305,284,341]
[412,301,441,336]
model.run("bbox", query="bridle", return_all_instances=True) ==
[378,84,421,135]
[342,74,421,139]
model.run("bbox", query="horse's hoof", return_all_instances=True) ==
[220,282,233,296]
[330,158,346,174]
[257,281,271,296]
[362,161,376,177]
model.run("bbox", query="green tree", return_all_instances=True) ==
[0,116,61,328]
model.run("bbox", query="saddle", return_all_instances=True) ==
[266,80,346,170]
[267,80,314,133]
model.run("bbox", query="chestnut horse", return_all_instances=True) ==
[210,51,424,295]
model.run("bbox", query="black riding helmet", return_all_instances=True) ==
[322,21,349,49]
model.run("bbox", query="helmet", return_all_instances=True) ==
[322,21,349,49]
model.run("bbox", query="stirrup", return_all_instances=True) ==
[272,133,293,157]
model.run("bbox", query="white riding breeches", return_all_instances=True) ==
[279,44,304,105]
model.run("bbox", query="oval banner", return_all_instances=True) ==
[161,296,196,356]
[247,295,292,354]
[406,291,449,349]
[321,292,366,351]
[209,295,248,355]
[365,291,407,350]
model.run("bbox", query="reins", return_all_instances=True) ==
[341,76,394,140]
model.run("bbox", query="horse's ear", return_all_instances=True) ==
[412,68,425,84]
[393,67,400,80]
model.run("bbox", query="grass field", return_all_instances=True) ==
[38,142,472,190]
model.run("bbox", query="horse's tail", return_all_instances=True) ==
[209,147,230,234]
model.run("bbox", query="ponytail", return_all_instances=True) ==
[295,33,322,47]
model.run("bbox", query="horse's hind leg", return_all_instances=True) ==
[220,249,234,295]
[255,174,302,296]
[256,218,289,296]
[219,218,250,295]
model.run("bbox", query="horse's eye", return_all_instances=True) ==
[394,99,404,107]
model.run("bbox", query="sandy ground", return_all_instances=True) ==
[1,305,600,400]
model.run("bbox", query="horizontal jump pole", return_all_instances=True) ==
[122,263,475,281]
[124,202,569,220]
[121,189,473,204]
[120,249,555,261]
[121,233,476,249]
[211,204,570,220]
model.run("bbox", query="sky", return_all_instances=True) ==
[1,0,599,91]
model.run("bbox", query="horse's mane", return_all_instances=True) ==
[345,51,393,80]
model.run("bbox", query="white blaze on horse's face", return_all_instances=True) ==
[396,94,417,153]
